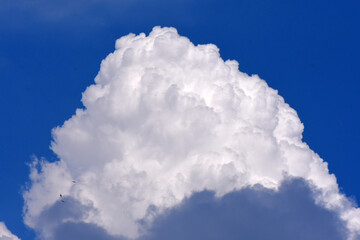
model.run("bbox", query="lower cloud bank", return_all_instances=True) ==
[30,179,347,240]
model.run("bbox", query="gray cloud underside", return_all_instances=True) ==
[145,179,348,240]
[36,179,347,240]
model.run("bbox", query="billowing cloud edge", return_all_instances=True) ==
[22,26,360,240]
[0,222,20,240]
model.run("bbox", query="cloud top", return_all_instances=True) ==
[23,26,360,239]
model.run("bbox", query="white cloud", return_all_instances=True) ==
[23,26,360,240]
[0,222,20,240]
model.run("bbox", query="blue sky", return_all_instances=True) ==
[1,0,359,239]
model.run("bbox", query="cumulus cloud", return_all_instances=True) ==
[23,26,360,239]
[0,222,20,240]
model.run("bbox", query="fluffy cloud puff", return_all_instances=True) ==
[0,222,20,240]
[23,26,360,239]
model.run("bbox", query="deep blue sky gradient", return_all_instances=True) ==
[0,0,359,239]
